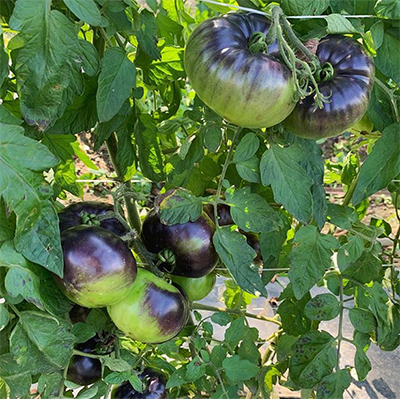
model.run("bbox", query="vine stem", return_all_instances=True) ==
[336,275,344,372]
[72,349,104,359]
[213,126,242,225]
[342,175,359,207]
[278,11,321,68]
[192,303,282,326]
[375,79,400,123]
[105,133,142,233]
[197,0,375,18]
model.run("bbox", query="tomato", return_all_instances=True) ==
[185,13,296,128]
[67,338,102,386]
[141,209,218,278]
[107,268,189,344]
[112,368,167,399]
[203,204,233,226]
[55,225,137,308]
[284,35,375,139]
[204,205,262,264]
[171,273,216,302]
[69,304,90,324]
[58,201,128,236]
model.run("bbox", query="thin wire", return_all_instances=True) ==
[197,0,376,19]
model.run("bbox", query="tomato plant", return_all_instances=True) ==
[0,0,399,398]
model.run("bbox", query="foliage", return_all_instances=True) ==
[0,0,399,398]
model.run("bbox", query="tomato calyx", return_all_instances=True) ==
[248,31,269,54]
[157,248,177,270]
[315,62,335,83]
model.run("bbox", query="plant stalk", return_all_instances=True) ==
[192,303,282,326]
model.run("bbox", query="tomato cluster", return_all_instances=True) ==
[185,13,374,139]
[55,200,221,388]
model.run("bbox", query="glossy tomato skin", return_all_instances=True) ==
[59,201,128,236]
[284,35,375,139]
[112,368,167,399]
[108,268,190,344]
[203,204,233,226]
[185,13,296,128]
[171,273,216,302]
[55,225,137,308]
[141,210,218,278]
[67,338,102,386]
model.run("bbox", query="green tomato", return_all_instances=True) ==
[107,268,190,344]
[171,273,216,302]
[185,13,296,128]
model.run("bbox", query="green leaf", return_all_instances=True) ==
[12,311,74,372]
[102,356,132,372]
[260,144,313,223]
[353,123,400,204]
[289,331,336,388]
[327,203,358,230]
[64,0,102,26]
[235,156,261,183]
[341,249,382,284]
[289,226,339,299]
[0,354,32,399]
[37,372,63,399]
[233,133,260,163]
[337,235,364,271]
[304,293,340,321]
[71,309,108,343]
[0,123,58,233]
[9,0,83,128]
[374,0,400,19]
[367,83,396,132]
[349,308,376,333]
[166,367,186,389]
[157,13,183,46]
[0,305,9,332]
[97,47,136,122]
[210,345,227,368]
[128,374,144,393]
[375,32,400,85]
[238,331,261,364]
[201,122,222,153]
[186,356,206,382]
[0,199,16,243]
[0,34,8,90]
[325,14,360,34]
[0,105,22,126]
[224,317,246,346]
[135,114,165,181]
[222,355,259,381]
[368,283,400,350]
[281,0,329,15]
[14,201,63,277]
[316,369,351,399]
[226,187,283,233]
[213,227,267,296]
[136,9,160,60]
[158,188,203,225]
[211,312,232,326]
[104,371,130,384]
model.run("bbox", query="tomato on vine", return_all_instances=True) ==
[55,225,137,308]
[185,13,297,128]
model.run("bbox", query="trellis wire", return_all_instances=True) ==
[197,0,375,19]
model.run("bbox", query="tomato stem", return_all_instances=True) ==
[213,126,242,226]
[191,302,282,326]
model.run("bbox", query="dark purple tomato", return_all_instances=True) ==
[69,304,90,324]
[67,338,102,386]
[204,205,262,264]
[203,204,233,226]
[284,35,375,139]
[112,368,167,399]
[55,225,137,308]
[141,210,218,278]
[185,13,296,128]
[242,231,262,265]
[107,268,190,344]
[58,201,128,236]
